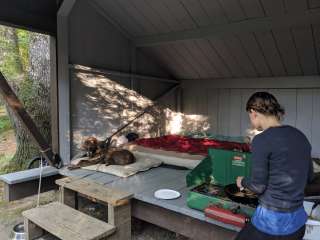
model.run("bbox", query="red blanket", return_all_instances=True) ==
[134,135,250,156]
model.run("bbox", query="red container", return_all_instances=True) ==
[204,205,249,228]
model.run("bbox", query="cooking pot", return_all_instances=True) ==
[224,184,258,206]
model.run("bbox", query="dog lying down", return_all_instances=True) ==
[68,136,136,169]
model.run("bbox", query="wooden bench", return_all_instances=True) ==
[23,202,115,240]
[56,177,134,240]
[0,167,60,201]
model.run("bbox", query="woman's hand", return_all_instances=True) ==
[237,176,244,189]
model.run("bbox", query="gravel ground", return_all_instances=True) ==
[0,186,57,240]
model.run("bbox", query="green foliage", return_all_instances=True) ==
[19,78,35,109]
[1,31,18,78]
[16,29,30,72]
[0,105,14,173]
[0,154,20,174]
[0,105,12,135]
[0,27,30,83]
[0,47,21,79]
[0,114,11,135]
[0,27,34,109]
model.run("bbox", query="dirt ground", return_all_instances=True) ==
[0,129,16,173]
[0,183,57,239]
[0,182,186,240]
[0,130,16,156]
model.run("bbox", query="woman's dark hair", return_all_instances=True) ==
[246,92,285,120]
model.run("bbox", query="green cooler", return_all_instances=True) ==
[186,148,255,217]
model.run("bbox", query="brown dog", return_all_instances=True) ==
[81,137,99,157]
[81,136,135,166]
[105,149,136,166]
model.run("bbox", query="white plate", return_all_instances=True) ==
[154,189,181,200]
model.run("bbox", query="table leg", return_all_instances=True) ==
[108,202,131,240]
[59,186,77,209]
[24,218,43,240]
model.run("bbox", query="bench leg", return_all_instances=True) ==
[2,175,60,202]
[59,186,77,209]
[24,218,44,240]
[108,202,131,240]
[3,182,10,202]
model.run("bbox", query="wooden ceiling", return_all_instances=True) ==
[92,0,320,80]
[1,0,319,80]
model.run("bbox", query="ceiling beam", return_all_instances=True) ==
[181,75,320,89]
[134,9,320,47]
[69,64,180,84]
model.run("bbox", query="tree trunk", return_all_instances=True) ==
[12,32,51,167]
[0,27,28,170]
[0,27,51,169]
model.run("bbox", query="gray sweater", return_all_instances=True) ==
[242,125,313,212]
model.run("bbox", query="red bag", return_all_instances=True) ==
[204,205,249,228]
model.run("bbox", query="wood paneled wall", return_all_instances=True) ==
[183,86,320,157]
[65,0,177,161]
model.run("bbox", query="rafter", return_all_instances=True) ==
[134,10,320,47]
[69,64,179,84]
[181,75,320,89]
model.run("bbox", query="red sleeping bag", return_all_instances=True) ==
[134,135,250,156]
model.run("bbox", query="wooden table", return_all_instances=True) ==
[59,166,238,240]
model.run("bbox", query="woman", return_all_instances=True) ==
[236,92,314,240]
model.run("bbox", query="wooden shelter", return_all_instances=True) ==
[1,0,320,239]
[42,0,320,162]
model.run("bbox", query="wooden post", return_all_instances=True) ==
[57,0,76,164]
[108,202,132,240]
[50,36,59,155]
[59,186,77,209]
[3,183,10,202]
[24,218,44,240]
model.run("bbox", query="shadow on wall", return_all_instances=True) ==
[71,71,210,156]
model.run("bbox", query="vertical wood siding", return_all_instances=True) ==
[183,86,320,157]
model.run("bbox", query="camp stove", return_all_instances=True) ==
[186,148,256,228]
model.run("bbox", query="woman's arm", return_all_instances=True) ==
[241,136,269,195]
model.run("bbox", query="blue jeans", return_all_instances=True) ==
[235,222,305,240]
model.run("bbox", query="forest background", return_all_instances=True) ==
[0,25,50,174]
